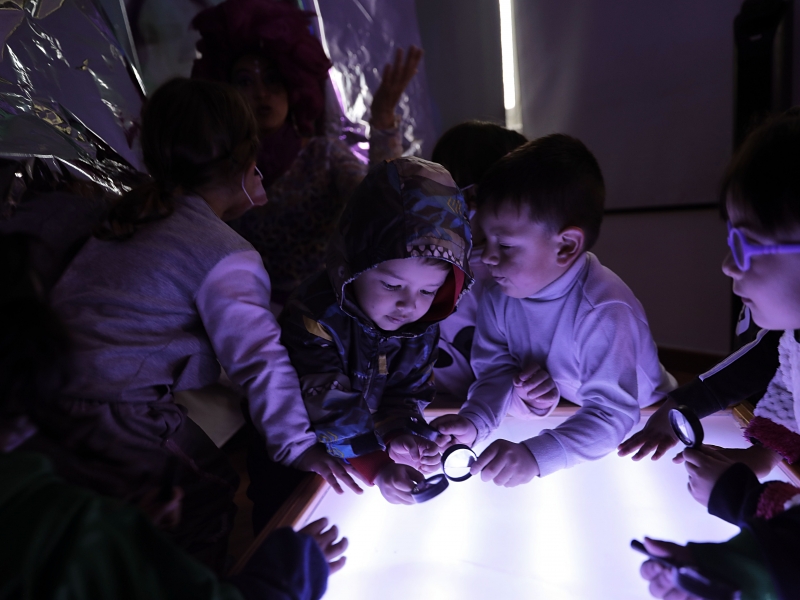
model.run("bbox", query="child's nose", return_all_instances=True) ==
[253,81,270,99]
[396,291,415,311]
[481,247,499,266]
[721,250,742,279]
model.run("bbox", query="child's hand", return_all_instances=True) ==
[298,517,348,574]
[295,444,368,494]
[388,433,441,474]
[674,445,737,507]
[512,363,559,415]
[370,46,424,129]
[430,414,478,448]
[471,439,540,487]
[675,444,780,479]
[374,462,424,504]
[617,397,679,460]
[639,537,701,600]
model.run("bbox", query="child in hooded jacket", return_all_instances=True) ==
[278,157,473,504]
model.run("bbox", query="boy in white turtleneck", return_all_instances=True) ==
[433,134,676,486]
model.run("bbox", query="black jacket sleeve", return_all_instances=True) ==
[707,462,764,526]
[707,463,800,600]
[669,329,781,418]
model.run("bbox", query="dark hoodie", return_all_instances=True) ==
[278,157,473,482]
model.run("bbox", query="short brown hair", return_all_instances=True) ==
[477,134,605,250]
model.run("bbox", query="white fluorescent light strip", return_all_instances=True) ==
[499,0,516,110]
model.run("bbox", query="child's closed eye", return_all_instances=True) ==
[381,281,401,291]
[420,288,438,297]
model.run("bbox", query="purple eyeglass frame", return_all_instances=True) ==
[727,221,800,271]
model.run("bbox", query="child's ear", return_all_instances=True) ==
[555,227,584,266]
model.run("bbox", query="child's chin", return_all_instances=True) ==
[751,307,799,331]
[380,321,403,331]
[497,283,528,299]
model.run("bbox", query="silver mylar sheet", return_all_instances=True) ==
[0,0,145,207]
[305,0,436,159]
[128,0,436,158]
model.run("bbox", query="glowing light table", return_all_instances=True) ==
[237,407,794,600]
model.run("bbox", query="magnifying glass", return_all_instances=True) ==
[411,473,448,502]
[410,443,480,503]
[441,444,478,481]
[668,405,704,447]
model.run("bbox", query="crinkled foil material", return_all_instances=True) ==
[306,0,436,159]
[0,0,437,215]
[0,0,144,210]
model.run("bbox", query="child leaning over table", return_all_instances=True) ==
[278,157,473,504]
[433,134,676,486]
[0,232,347,600]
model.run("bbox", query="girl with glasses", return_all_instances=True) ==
[622,110,800,600]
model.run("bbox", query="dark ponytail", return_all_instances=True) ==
[96,78,259,240]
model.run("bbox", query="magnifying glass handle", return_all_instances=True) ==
[407,416,440,442]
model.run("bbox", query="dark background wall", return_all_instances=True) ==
[510,1,743,354]
[416,0,799,355]
[414,0,506,138]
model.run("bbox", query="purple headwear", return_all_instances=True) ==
[190,0,332,136]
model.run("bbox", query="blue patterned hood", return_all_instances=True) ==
[326,157,474,330]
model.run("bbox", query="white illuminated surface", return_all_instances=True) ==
[302,413,788,600]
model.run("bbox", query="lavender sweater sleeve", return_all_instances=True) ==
[521,303,643,476]
[460,290,517,441]
[196,251,316,465]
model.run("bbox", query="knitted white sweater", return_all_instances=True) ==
[754,330,800,435]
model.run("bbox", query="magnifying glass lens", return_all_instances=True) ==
[442,444,478,482]
[411,474,448,503]
[673,412,695,445]
[668,405,704,447]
